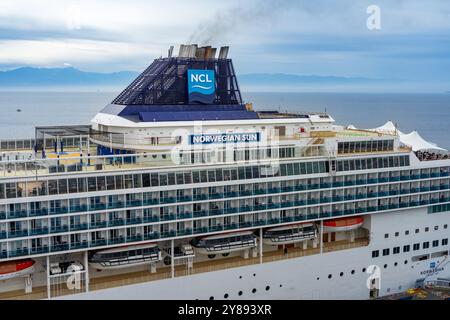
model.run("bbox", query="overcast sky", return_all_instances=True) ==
[0,0,449,86]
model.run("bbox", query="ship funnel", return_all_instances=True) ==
[178,44,194,58]
[178,44,219,59]
[218,46,230,59]
[168,46,174,58]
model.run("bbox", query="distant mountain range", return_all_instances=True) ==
[0,67,139,87]
[0,67,389,89]
[239,73,387,85]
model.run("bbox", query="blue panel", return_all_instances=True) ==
[118,104,247,116]
[138,110,259,122]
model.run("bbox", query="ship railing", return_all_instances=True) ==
[0,136,88,152]
[0,148,331,178]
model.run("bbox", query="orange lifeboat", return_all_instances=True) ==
[323,217,364,232]
[0,259,35,280]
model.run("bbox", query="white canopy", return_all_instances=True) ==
[370,121,404,136]
[348,120,447,152]
[400,130,447,152]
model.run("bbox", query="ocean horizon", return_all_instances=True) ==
[0,91,449,150]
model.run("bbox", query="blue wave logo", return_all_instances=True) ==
[191,84,214,90]
[188,69,215,97]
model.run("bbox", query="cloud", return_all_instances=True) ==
[0,0,448,88]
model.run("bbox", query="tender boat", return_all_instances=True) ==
[0,259,35,280]
[191,231,257,257]
[88,242,161,270]
[262,223,317,245]
[323,217,364,232]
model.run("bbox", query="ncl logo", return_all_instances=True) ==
[188,69,215,96]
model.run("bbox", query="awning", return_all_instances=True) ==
[369,121,404,136]
[400,130,447,152]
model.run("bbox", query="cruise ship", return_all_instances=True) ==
[0,44,449,300]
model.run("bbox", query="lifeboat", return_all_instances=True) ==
[263,223,317,245]
[323,217,364,232]
[0,259,35,280]
[191,231,257,256]
[88,242,161,270]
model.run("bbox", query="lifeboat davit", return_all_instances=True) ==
[263,223,317,245]
[191,231,257,256]
[323,217,364,232]
[88,242,161,270]
[0,259,35,280]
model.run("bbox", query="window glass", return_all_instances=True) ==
[150,173,159,187]
[192,171,200,183]
[47,180,58,198]
[159,173,168,186]
[68,179,78,193]
[167,173,176,185]
[58,179,68,194]
[208,170,216,182]
[216,169,223,181]
[238,167,246,180]
[184,172,192,184]
[200,170,208,183]
[97,176,106,191]
[176,173,184,185]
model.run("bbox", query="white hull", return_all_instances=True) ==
[59,207,450,300]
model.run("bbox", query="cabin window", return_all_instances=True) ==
[200,170,208,183]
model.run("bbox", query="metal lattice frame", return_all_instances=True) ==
[111,58,243,106]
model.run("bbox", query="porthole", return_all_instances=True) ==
[224,293,229,299]
[252,288,257,294]
[253,273,256,277]
[362,268,367,273]
[328,274,332,279]
[238,291,243,296]
[351,270,355,275]
[339,272,344,277]
[404,260,408,264]
[265,286,270,291]
[209,296,214,300]
[394,262,398,267]
[384,264,388,269]
[239,276,242,279]
[316,277,320,280]
[279,284,283,288]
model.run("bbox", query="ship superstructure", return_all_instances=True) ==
[0,45,449,300]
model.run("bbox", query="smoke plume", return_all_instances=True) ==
[188,0,298,45]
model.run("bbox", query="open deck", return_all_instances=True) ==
[0,237,369,300]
